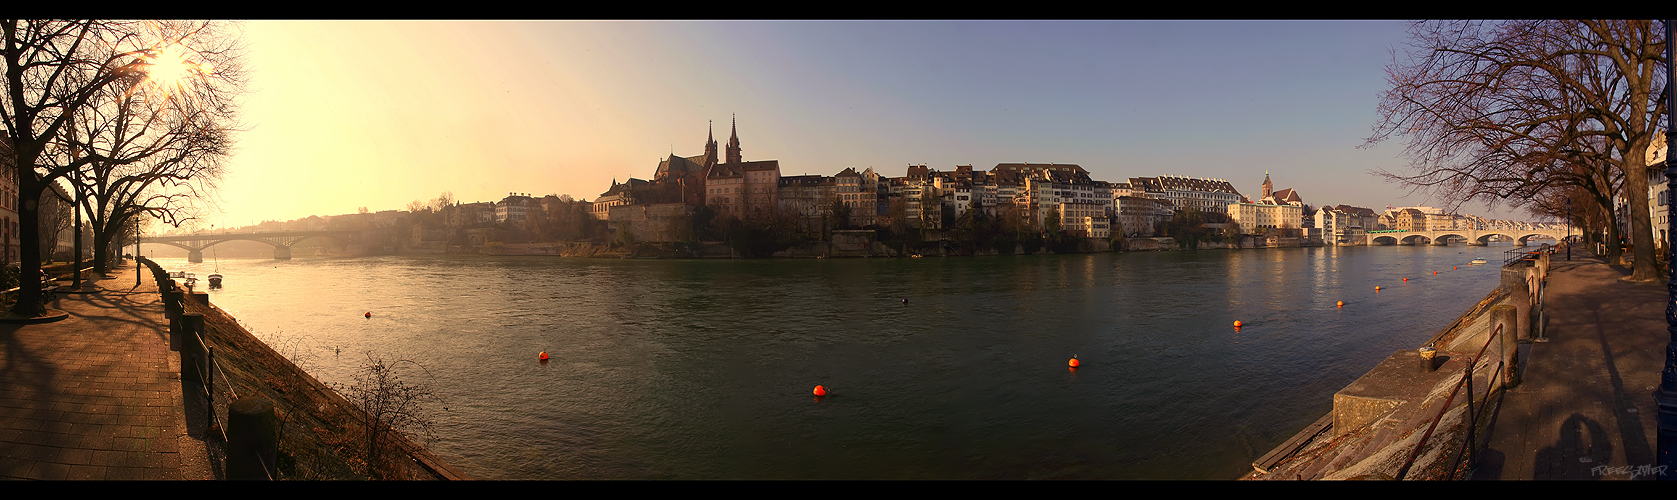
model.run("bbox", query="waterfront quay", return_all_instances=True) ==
[1471,256,1666,480]
[1248,253,1670,480]
[0,264,215,480]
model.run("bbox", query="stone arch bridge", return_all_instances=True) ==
[1365,227,1574,246]
[140,230,364,262]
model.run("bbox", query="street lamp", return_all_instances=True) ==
[1566,199,1571,261]
[1655,18,1677,480]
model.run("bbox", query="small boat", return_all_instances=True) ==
[1470,258,1487,265]
[184,272,198,287]
[208,274,223,288]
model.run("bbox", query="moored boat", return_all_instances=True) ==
[208,274,223,288]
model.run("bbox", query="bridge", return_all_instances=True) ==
[1361,227,1574,246]
[138,230,365,262]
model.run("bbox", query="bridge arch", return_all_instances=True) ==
[139,230,363,261]
[1399,234,1432,246]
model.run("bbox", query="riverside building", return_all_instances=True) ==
[1128,175,1242,215]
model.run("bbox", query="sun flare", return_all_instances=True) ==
[142,44,209,95]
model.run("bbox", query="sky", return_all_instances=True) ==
[198,20,1532,231]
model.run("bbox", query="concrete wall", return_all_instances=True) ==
[1251,249,1552,480]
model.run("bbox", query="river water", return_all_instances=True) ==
[146,243,1520,479]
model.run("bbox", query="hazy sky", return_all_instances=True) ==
[200,20,1527,231]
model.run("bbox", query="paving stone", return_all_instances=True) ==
[1474,258,1665,480]
[0,265,212,480]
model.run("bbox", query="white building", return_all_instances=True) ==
[1128,175,1243,215]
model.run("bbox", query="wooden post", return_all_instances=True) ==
[1491,305,1520,389]
[227,397,278,480]
[181,313,205,383]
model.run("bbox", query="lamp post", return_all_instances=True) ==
[134,216,141,288]
[1655,18,1677,480]
[1566,199,1571,261]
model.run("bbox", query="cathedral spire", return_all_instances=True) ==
[725,113,742,164]
[702,120,719,167]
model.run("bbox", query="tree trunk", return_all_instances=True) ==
[91,226,115,276]
[1623,138,1659,280]
[1603,200,1623,265]
[13,175,45,317]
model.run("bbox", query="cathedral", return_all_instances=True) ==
[599,115,784,219]
[646,115,781,217]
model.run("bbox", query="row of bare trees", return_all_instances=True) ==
[1367,20,1667,280]
[2,20,243,315]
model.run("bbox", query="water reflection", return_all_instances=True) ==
[153,243,1514,479]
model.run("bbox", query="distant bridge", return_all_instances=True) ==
[1361,227,1574,246]
[138,230,365,261]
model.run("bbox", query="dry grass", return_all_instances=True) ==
[182,298,467,480]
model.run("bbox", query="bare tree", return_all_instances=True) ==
[336,354,440,478]
[2,20,244,315]
[63,61,234,274]
[1365,20,1668,280]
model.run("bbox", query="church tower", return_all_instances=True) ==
[1261,171,1273,200]
[725,114,743,164]
[702,120,718,168]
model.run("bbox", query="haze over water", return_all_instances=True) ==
[151,244,1518,479]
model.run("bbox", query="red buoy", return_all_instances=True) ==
[1403,277,1408,282]
[813,385,827,397]
[364,312,371,319]
[1233,320,1243,328]
[1069,357,1080,368]
[1336,301,1344,307]
[1433,271,1438,275]
[539,351,549,361]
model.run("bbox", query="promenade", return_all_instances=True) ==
[1473,256,1667,480]
[0,264,214,480]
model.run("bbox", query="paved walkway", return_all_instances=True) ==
[1473,256,1667,480]
[0,264,213,480]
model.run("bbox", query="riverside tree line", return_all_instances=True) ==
[1,20,244,317]
[1366,20,1670,281]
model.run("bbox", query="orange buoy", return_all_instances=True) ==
[1336,301,1344,307]
[1233,320,1243,328]
[1403,277,1408,282]
[1454,266,1458,270]
[1433,271,1438,275]
[1069,357,1080,368]
[364,312,371,319]
[813,385,827,397]
[539,351,549,361]
[1375,286,1382,290]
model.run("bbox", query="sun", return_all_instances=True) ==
[141,44,209,95]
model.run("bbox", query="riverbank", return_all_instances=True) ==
[142,258,470,480]
[414,234,1325,259]
[1245,248,1560,480]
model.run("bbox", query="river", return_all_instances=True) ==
[145,243,1521,479]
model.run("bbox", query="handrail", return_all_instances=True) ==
[1395,323,1504,480]
[140,257,451,480]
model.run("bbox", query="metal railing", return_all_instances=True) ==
[1395,323,1505,480]
[137,257,461,480]
[139,257,273,480]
